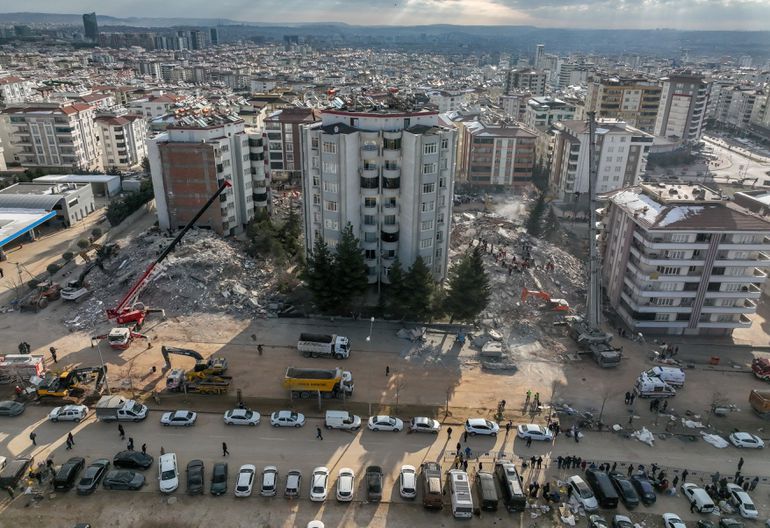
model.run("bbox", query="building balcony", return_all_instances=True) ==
[361,222,378,233]
[696,314,752,329]
[381,230,399,243]
[383,130,402,141]
[362,202,377,214]
[701,299,757,314]
[362,239,378,250]
[381,239,399,251]
[620,292,692,313]
[383,168,400,180]
[713,252,770,267]
[383,148,400,161]
[360,175,379,189]
[622,276,696,298]
[629,245,705,267]
[632,230,709,250]
[361,168,378,179]
[704,283,762,299]
[382,222,399,234]
[381,203,399,215]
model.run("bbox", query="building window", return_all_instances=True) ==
[312,175,319,187]
[322,161,337,174]
[440,158,448,170]
[364,232,377,242]
[364,215,376,225]
[311,137,319,150]
[420,238,433,249]
[313,212,321,223]
[654,313,670,321]
[656,266,680,275]
[671,233,690,243]
[650,297,674,306]
[312,194,320,205]
[322,182,338,193]
[365,249,376,259]
[439,177,446,188]
[421,220,434,231]
[422,162,437,175]
[324,219,339,230]
[423,183,435,193]
[322,141,336,153]
[364,197,377,208]
[421,201,435,212]
[665,250,685,259]
[441,138,449,149]
[424,143,437,155]
[383,215,396,225]
[325,200,337,212]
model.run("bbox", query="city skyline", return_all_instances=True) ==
[0,0,769,31]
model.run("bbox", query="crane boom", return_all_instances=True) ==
[106,179,232,324]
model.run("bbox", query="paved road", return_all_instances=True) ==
[2,405,770,527]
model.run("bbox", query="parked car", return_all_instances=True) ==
[102,470,145,490]
[366,466,383,501]
[336,468,355,502]
[210,462,228,496]
[630,475,656,505]
[160,410,197,426]
[409,417,440,433]
[368,415,403,432]
[285,470,302,499]
[54,457,85,490]
[726,483,758,519]
[516,424,553,441]
[613,515,634,528]
[309,467,329,502]
[682,483,715,513]
[270,410,305,427]
[186,460,204,495]
[224,408,261,426]
[609,472,640,509]
[399,465,417,499]
[260,466,278,497]
[76,459,110,495]
[728,432,764,449]
[718,518,744,528]
[0,400,25,416]
[663,513,687,528]
[158,453,179,493]
[566,475,598,511]
[49,405,88,422]
[465,418,499,436]
[235,464,256,497]
[113,451,153,470]
[589,515,609,528]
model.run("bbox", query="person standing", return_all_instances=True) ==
[257,344,264,356]
[463,431,468,443]
[49,347,58,363]
[447,426,453,439]
[750,476,759,491]
[385,365,390,376]
[316,427,323,440]
[681,469,688,483]
[456,441,461,453]
[505,421,512,434]
[526,436,533,448]
[66,438,72,450]
[29,432,37,446]
[127,437,134,451]
[536,456,543,469]
[629,392,636,405]
[141,443,147,454]
[67,432,74,446]
[118,424,125,440]
[624,392,631,405]
[738,457,744,471]
[222,442,229,456]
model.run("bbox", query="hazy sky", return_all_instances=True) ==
[4,0,770,30]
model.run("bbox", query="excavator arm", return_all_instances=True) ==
[161,346,204,369]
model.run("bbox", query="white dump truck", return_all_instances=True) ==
[94,395,148,422]
[297,333,350,359]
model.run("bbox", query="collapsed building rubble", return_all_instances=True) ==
[64,228,291,331]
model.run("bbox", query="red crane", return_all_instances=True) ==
[106,179,232,327]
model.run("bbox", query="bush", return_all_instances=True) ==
[28,278,42,289]
[62,251,74,261]
[77,239,90,250]
[106,179,154,226]
[46,263,61,276]
[91,227,102,239]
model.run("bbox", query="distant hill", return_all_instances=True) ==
[0,11,245,27]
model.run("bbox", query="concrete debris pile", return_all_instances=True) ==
[65,229,287,330]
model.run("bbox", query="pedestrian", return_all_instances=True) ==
[29,431,36,446]
[530,456,536,468]
[118,424,125,440]
[316,427,324,440]
[46,459,53,471]
[580,461,587,472]
[141,443,147,454]
[463,431,468,443]
[66,438,72,450]
[672,475,679,488]
[447,426,452,439]
[649,399,655,412]
[738,457,744,471]
[49,346,58,363]
[465,446,471,459]
[627,464,633,477]
[456,442,461,453]
[222,442,229,456]
[750,476,759,491]
[127,437,134,451]
[525,390,531,403]
[662,400,668,412]
[385,365,390,376]
[554,423,560,437]
[712,471,719,485]
[611,462,617,473]
[690,501,696,513]
[160,446,165,455]
[462,459,468,471]
[557,456,563,469]
[629,392,636,405]
[734,471,741,482]
[575,457,582,469]
[682,469,688,483]
[67,432,74,446]
[526,436,533,448]
[574,429,579,443]
[5,485,13,499]
[534,392,540,405]
[506,421,512,434]
[624,391,631,405]
[628,414,634,425]
[478,462,483,472]
[537,456,543,469]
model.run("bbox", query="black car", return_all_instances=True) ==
[629,475,656,505]
[366,465,384,502]
[186,459,204,495]
[113,450,153,470]
[76,458,110,495]
[210,462,228,496]
[609,472,640,509]
[103,470,145,490]
[0,400,25,416]
[54,457,85,490]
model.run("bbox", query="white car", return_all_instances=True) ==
[336,468,355,502]
[399,465,417,499]
[270,410,305,428]
[465,418,500,436]
[662,513,687,528]
[160,410,197,426]
[224,409,261,426]
[260,466,278,496]
[158,453,179,493]
[307,522,324,528]
[726,483,758,519]
[309,466,329,502]
[517,424,553,441]
[409,417,441,433]
[567,475,598,511]
[368,415,403,432]
[729,432,765,449]
[48,405,88,422]
[235,464,256,497]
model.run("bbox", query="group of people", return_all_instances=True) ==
[472,237,544,276]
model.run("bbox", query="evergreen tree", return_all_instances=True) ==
[332,223,369,313]
[526,193,546,237]
[303,236,337,313]
[542,205,560,241]
[279,207,302,257]
[403,256,434,321]
[384,257,409,318]
[443,247,491,322]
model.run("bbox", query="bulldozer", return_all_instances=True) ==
[521,287,570,312]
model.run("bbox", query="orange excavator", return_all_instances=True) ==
[521,288,570,312]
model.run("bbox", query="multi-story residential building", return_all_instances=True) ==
[712,86,763,131]
[427,90,468,113]
[138,92,184,118]
[457,120,536,188]
[83,12,99,41]
[654,72,709,145]
[505,69,547,96]
[147,113,268,236]
[499,93,530,121]
[3,102,101,171]
[523,96,576,129]
[585,77,662,133]
[264,107,319,184]
[601,183,770,336]
[550,119,653,203]
[300,106,456,284]
[0,75,35,105]
[95,113,147,170]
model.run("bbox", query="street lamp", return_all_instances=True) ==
[366,316,375,342]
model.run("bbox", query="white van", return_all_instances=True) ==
[324,410,361,430]
[158,452,179,493]
[634,374,676,398]
[682,483,715,513]
[645,366,686,387]
[448,469,474,518]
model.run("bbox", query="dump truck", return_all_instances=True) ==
[297,333,350,359]
[95,395,148,422]
[165,368,231,395]
[749,389,770,419]
[282,367,354,399]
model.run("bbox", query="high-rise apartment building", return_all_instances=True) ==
[83,12,99,41]
[0,75,35,105]
[654,72,708,145]
[505,69,547,97]
[712,86,763,131]
[147,114,268,236]
[264,107,320,184]
[549,119,652,203]
[523,97,576,129]
[534,44,545,69]
[601,183,770,336]
[585,77,662,133]
[300,107,456,284]
[457,120,535,187]
[95,113,147,170]
[3,102,101,171]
